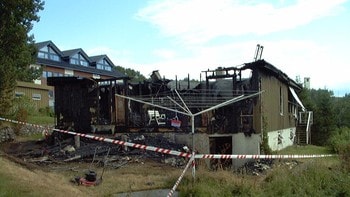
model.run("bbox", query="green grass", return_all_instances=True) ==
[176,159,350,197]
[27,115,54,125]
[175,145,348,196]
[260,161,350,197]
[0,165,43,197]
[275,145,333,155]
[17,132,45,141]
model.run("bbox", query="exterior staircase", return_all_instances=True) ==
[296,111,313,145]
[296,125,307,145]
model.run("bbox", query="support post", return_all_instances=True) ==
[74,135,80,148]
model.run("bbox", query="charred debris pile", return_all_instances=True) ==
[13,132,189,168]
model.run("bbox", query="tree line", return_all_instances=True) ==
[300,88,350,146]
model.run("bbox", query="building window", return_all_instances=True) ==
[96,59,112,71]
[92,74,100,79]
[32,93,41,101]
[48,90,54,99]
[64,69,74,76]
[42,71,61,78]
[38,46,60,61]
[70,53,88,66]
[280,86,284,115]
[15,92,25,98]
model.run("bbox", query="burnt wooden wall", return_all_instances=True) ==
[257,71,297,132]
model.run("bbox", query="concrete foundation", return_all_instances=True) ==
[232,133,260,169]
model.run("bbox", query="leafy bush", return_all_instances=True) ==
[329,127,350,152]
[8,96,35,134]
[9,96,36,117]
[329,127,350,171]
[38,106,54,117]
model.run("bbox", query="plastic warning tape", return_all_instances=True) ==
[195,154,335,159]
[0,117,192,158]
[0,117,337,159]
[53,128,192,158]
[168,157,194,197]
[0,117,49,132]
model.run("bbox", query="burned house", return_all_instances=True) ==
[119,59,309,168]
[47,59,310,169]
[47,76,128,133]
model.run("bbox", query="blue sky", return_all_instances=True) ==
[31,0,350,96]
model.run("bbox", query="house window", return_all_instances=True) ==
[92,74,100,79]
[70,53,88,66]
[38,46,60,61]
[42,71,53,78]
[15,92,24,98]
[64,69,74,76]
[48,90,54,99]
[280,86,284,115]
[32,93,41,101]
[96,59,112,71]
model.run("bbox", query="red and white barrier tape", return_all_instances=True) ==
[0,117,49,133]
[195,154,335,159]
[0,117,337,159]
[54,128,192,158]
[168,157,194,197]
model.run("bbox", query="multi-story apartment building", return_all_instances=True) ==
[15,40,128,110]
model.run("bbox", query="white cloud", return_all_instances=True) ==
[152,49,177,59]
[137,0,347,44]
[110,0,349,96]
[133,40,349,93]
[252,40,350,91]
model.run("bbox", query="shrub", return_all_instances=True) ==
[328,127,350,171]
[6,96,36,134]
[13,107,28,135]
[9,96,35,117]
[38,106,54,117]
[329,127,350,153]
[262,161,350,196]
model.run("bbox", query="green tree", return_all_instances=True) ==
[0,0,44,117]
[309,89,336,145]
[334,94,350,128]
[115,66,147,83]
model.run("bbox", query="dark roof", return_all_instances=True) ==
[61,48,91,62]
[37,58,127,79]
[243,59,302,90]
[90,55,115,66]
[35,40,63,56]
[35,40,128,79]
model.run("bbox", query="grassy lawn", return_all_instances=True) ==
[27,115,54,125]
[275,144,334,155]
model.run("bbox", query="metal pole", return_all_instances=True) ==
[191,115,196,180]
[115,93,190,117]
